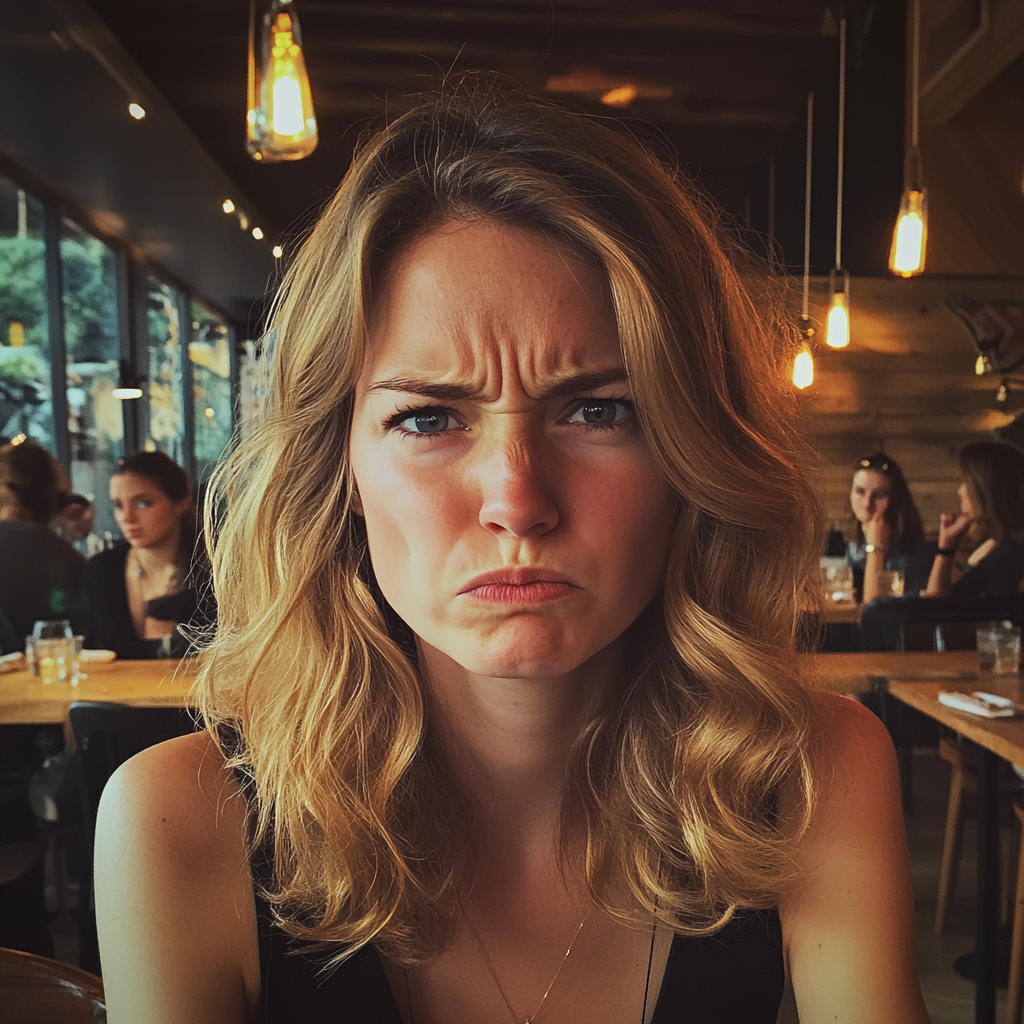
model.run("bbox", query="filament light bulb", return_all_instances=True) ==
[128,102,146,120]
[825,291,850,349]
[246,1,318,163]
[222,199,236,214]
[889,188,927,277]
[793,346,814,389]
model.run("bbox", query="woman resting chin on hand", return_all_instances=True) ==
[94,85,930,1024]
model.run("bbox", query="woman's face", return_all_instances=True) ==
[850,469,891,525]
[110,473,186,550]
[348,219,676,681]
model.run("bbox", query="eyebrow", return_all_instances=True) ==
[367,368,629,402]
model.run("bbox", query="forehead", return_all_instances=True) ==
[359,218,622,395]
[852,469,889,491]
[110,473,164,498]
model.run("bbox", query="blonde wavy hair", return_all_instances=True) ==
[195,80,823,965]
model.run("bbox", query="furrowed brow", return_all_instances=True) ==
[367,368,628,402]
[367,379,487,402]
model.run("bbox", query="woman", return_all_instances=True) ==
[94,87,927,1023]
[846,452,930,602]
[0,439,86,644]
[923,440,1024,598]
[85,451,201,658]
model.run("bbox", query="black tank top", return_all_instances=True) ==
[230,751,784,1023]
[254,890,784,1023]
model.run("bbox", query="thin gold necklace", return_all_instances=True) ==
[463,909,590,1024]
[401,919,657,1024]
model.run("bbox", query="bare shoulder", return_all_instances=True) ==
[96,731,259,1024]
[98,730,244,853]
[778,691,929,1024]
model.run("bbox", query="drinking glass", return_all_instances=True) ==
[35,638,68,683]
[877,571,905,598]
[995,626,1022,675]
[977,621,1022,675]
[820,559,854,604]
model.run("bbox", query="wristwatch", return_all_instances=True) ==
[864,544,887,554]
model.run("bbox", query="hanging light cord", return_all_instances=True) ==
[909,0,921,182]
[802,91,814,320]
[834,16,846,270]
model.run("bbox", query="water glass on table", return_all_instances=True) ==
[820,558,855,604]
[976,621,1022,675]
[877,570,905,598]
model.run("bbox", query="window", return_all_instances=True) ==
[62,217,122,534]
[144,274,185,465]
[0,176,52,449]
[190,300,233,484]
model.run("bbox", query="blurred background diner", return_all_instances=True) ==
[0,0,1022,1021]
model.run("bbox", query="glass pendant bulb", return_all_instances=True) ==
[825,292,849,349]
[793,346,814,389]
[247,0,318,163]
[889,188,927,277]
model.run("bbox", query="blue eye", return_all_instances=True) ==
[399,410,451,433]
[567,399,632,425]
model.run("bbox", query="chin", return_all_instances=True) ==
[436,618,616,681]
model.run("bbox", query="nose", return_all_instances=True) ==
[477,435,559,539]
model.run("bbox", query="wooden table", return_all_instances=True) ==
[889,673,1024,1024]
[807,648,979,692]
[0,650,980,725]
[0,659,196,725]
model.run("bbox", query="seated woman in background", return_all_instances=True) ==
[923,440,1024,598]
[95,86,928,1024]
[0,440,87,647]
[85,451,207,658]
[846,452,931,602]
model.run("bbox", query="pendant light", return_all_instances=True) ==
[889,0,927,276]
[794,91,816,390]
[825,16,850,349]
[246,0,318,163]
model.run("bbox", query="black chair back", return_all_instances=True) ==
[861,595,1024,652]
[68,703,199,830]
[67,702,199,973]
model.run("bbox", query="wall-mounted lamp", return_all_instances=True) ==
[112,360,144,400]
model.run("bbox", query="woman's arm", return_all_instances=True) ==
[780,694,929,1024]
[860,516,890,605]
[94,732,259,1024]
[921,511,973,598]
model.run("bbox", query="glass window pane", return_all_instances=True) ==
[145,275,185,464]
[62,218,122,535]
[190,301,232,483]
[0,176,52,450]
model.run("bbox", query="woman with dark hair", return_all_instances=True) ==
[846,452,930,602]
[95,86,927,1023]
[924,440,1024,598]
[85,451,204,658]
[0,440,86,643]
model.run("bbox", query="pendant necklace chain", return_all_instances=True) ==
[464,909,590,1024]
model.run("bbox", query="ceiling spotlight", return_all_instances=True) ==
[272,244,283,258]
[601,85,638,108]
[128,102,146,120]
[252,226,264,240]
[222,199,236,214]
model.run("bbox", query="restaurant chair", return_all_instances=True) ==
[0,945,104,1023]
[1010,798,1024,1024]
[67,702,200,975]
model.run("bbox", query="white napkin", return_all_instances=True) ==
[0,651,26,674]
[938,691,1024,718]
[80,649,116,663]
